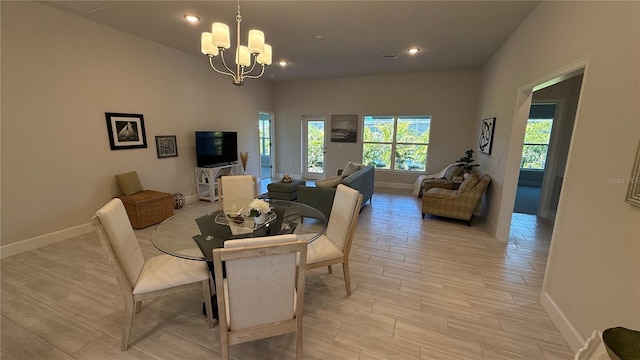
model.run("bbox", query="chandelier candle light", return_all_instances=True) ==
[200,0,272,86]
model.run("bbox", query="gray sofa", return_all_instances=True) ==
[297,165,374,219]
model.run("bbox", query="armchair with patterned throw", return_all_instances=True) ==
[421,174,491,226]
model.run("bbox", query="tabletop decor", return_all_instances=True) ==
[244,198,271,224]
[281,174,293,183]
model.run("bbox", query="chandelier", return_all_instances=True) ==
[200,0,272,86]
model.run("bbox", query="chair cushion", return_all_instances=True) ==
[458,175,479,193]
[315,175,343,188]
[133,254,209,295]
[306,235,344,264]
[341,162,363,178]
[116,171,143,196]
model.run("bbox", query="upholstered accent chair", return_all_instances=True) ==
[213,234,307,360]
[421,174,491,226]
[92,198,214,351]
[115,171,174,229]
[219,175,258,213]
[416,165,465,197]
[303,184,363,295]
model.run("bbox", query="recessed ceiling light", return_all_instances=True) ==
[408,48,420,55]
[184,15,200,23]
[279,60,288,67]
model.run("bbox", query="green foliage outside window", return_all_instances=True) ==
[362,115,430,171]
[307,121,325,173]
[521,119,553,169]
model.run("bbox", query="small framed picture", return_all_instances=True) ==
[155,135,178,158]
[105,112,147,150]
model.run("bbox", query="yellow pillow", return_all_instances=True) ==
[315,175,343,188]
[116,171,143,196]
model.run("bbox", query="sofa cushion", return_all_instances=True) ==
[116,171,143,196]
[315,175,343,188]
[341,162,363,178]
[458,175,479,193]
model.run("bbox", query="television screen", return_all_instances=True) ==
[195,131,238,167]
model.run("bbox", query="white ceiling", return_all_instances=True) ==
[44,1,540,82]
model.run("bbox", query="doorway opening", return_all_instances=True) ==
[258,112,274,181]
[302,115,326,180]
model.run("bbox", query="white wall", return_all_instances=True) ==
[1,2,274,248]
[477,1,639,350]
[274,70,480,186]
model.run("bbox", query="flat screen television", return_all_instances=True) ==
[195,131,238,167]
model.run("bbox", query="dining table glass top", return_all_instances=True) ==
[151,199,327,261]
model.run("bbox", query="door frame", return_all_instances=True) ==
[302,115,326,180]
[258,111,275,180]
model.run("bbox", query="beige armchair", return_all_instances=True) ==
[219,174,258,213]
[213,234,307,360]
[92,198,213,351]
[304,184,363,295]
[416,165,464,197]
[421,174,491,226]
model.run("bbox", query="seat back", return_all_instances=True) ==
[220,175,258,214]
[91,198,145,292]
[215,234,305,331]
[214,235,306,334]
[326,184,363,253]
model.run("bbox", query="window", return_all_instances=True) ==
[362,115,430,171]
[520,118,553,169]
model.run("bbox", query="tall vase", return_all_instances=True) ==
[254,212,266,225]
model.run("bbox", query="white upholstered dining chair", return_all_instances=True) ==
[92,198,214,351]
[219,174,258,213]
[212,234,307,360]
[305,184,363,295]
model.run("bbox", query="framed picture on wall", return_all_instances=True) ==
[478,117,496,155]
[331,114,358,142]
[105,112,147,150]
[155,135,178,158]
[626,139,640,207]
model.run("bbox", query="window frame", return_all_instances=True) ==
[520,118,553,170]
[362,115,431,172]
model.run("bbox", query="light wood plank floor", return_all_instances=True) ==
[1,188,574,359]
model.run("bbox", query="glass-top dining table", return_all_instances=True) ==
[151,199,327,264]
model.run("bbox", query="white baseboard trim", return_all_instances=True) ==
[540,289,584,352]
[375,181,413,190]
[1,223,94,259]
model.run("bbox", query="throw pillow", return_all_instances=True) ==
[341,162,363,178]
[458,175,479,193]
[443,166,464,180]
[116,171,143,196]
[315,175,342,188]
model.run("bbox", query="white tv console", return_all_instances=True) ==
[195,163,244,202]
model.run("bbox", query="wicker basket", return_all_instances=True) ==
[117,190,174,229]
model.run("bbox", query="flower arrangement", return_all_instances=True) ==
[243,198,271,217]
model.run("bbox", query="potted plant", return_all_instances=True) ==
[457,149,480,177]
[244,198,272,224]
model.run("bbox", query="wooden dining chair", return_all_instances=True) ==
[304,184,362,295]
[213,234,307,360]
[219,175,258,214]
[92,198,214,351]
